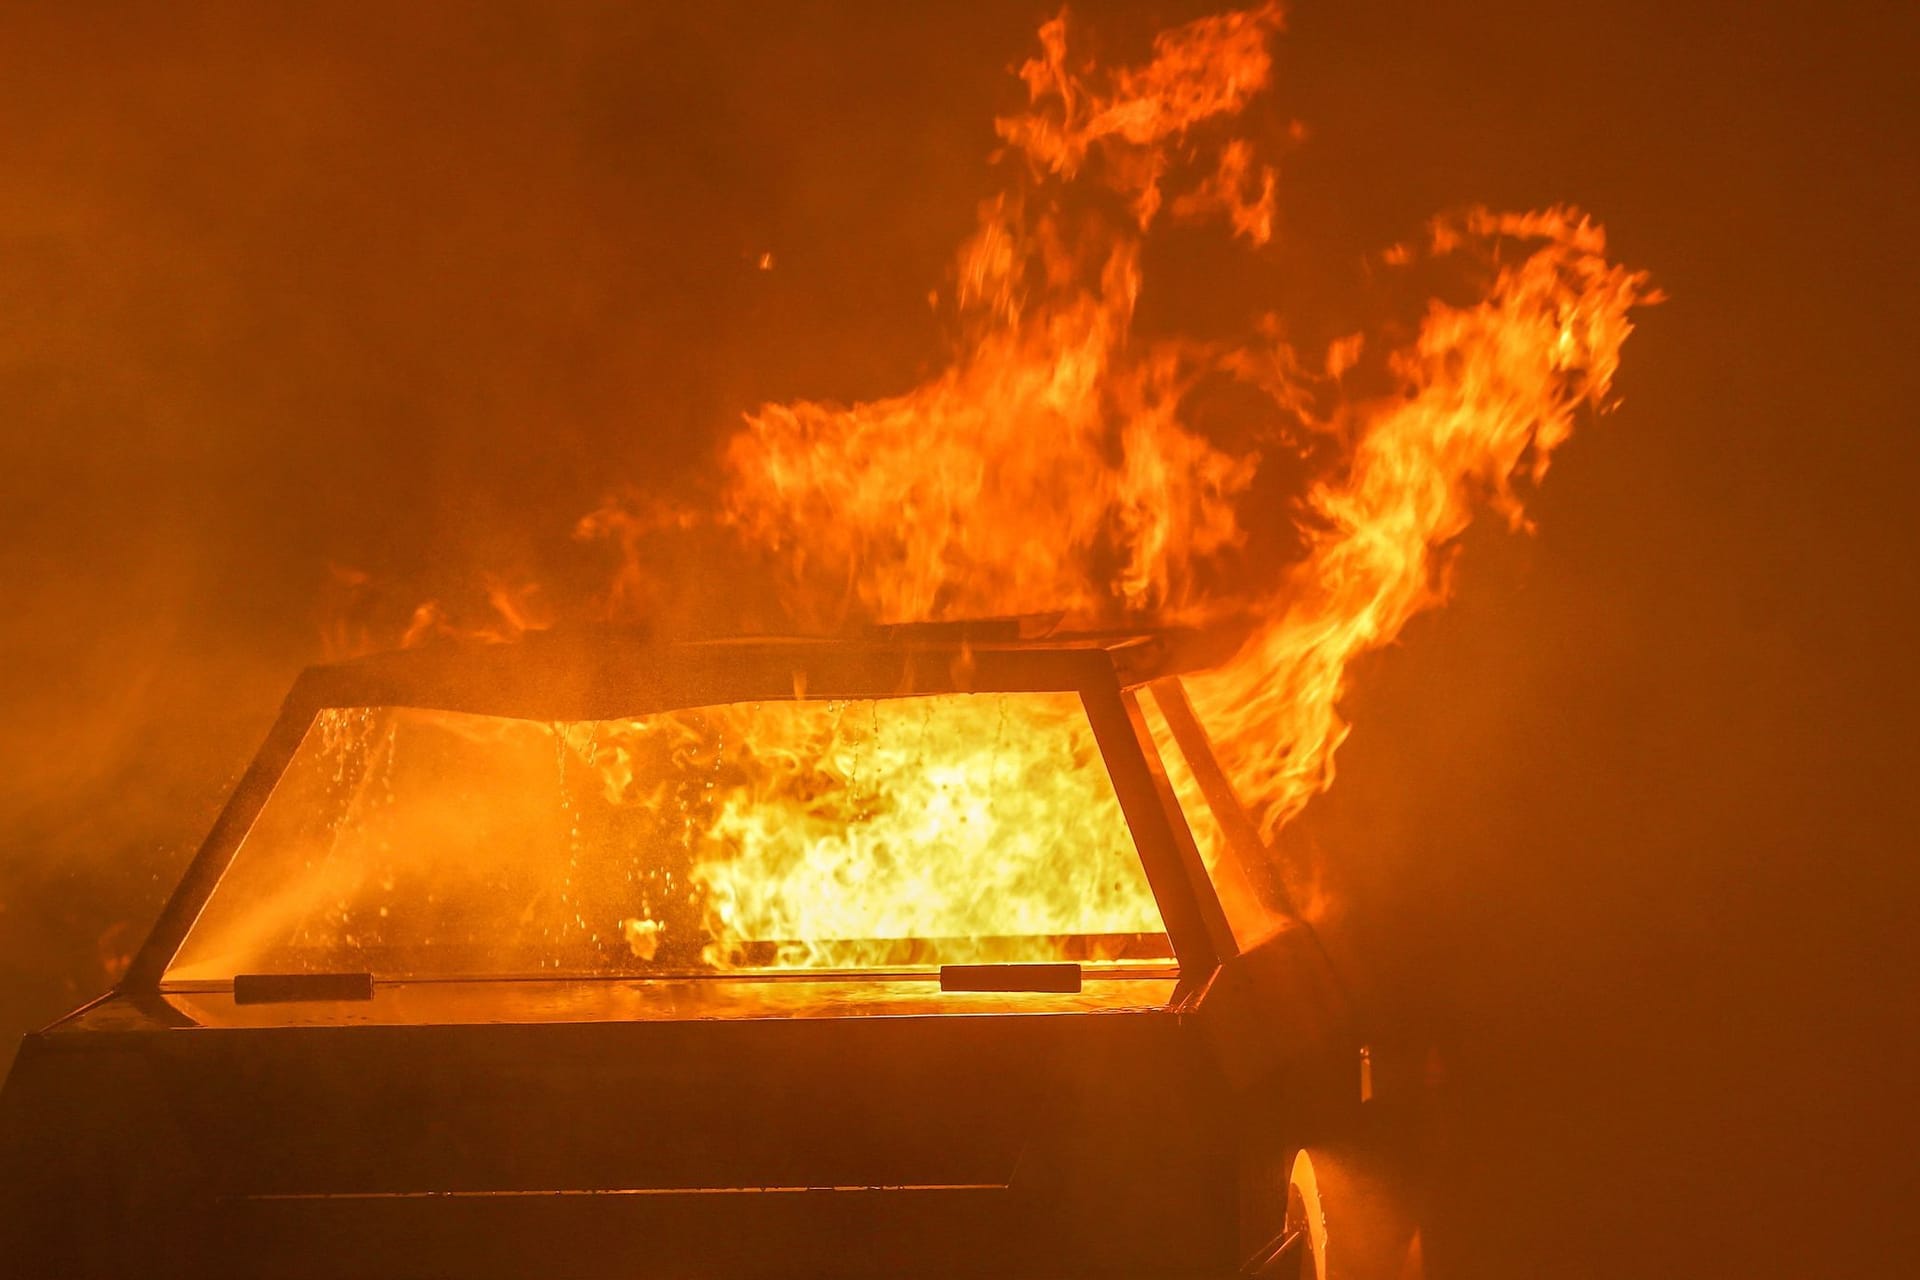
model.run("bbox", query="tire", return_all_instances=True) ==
[1290,1146,1425,1280]
[1286,1148,1330,1280]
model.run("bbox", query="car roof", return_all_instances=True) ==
[285,621,1249,722]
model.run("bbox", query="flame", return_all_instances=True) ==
[322,565,553,661]
[698,6,1653,846]
[702,5,1296,628]
[644,694,1159,968]
[1187,207,1651,836]
[997,3,1285,232]
[171,694,1165,979]
[563,692,1164,969]
[293,4,1653,975]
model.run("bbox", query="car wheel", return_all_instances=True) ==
[1284,1148,1330,1280]
[1290,1144,1427,1280]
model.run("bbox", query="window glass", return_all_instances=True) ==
[1137,684,1290,950]
[167,693,1170,982]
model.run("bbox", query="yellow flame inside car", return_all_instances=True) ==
[168,693,1170,982]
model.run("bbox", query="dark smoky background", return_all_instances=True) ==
[1,2,1914,1276]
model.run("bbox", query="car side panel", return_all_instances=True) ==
[3,1005,1249,1279]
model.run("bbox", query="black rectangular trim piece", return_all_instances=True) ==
[234,1182,1008,1202]
[232,972,375,1004]
[939,963,1081,993]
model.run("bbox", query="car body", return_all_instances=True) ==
[0,623,1355,1278]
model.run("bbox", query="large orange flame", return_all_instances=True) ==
[699,7,1653,843]
[1188,208,1651,836]
[706,7,1296,628]
[296,5,1652,974]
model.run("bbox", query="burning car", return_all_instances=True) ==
[0,622,1359,1278]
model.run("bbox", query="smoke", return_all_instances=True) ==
[8,7,1908,1275]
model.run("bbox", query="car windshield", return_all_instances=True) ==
[165,692,1172,983]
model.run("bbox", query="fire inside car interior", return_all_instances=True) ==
[142,624,1291,1028]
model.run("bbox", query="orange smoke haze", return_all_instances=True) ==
[2,4,1913,1277]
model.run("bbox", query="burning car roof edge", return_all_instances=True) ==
[285,622,1253,722]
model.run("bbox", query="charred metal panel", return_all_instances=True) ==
[3,1007,1243,1279]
